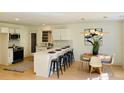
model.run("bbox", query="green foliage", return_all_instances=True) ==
[87,36,101,55]
[92,40,100,55]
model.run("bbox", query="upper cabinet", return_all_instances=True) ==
[52,28,70,40]
[0,27,20,34]
[52,29,61,40]
[9,28,20,34]
[0,27,9,33]
[42,31,52,42]
[9,28,15,34]
[60,29,70,40]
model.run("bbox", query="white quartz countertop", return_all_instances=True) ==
[33,47,72,55]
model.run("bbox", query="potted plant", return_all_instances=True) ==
[87,35,102,55]
[92,37,100,55]
[83,28,103,55]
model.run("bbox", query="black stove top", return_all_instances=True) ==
[9,46,24,52]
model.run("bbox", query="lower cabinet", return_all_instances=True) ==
[8,48,13,64]
[52,30,61,40]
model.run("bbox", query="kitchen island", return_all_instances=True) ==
[33,46,72,77]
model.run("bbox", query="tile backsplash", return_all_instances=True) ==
[9,40,20,47]
[53,40,73,48]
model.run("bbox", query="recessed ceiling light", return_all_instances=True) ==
[42,24,46,26]
[81,18,85,21]
[103,16,108,19]
[15,18,20,21]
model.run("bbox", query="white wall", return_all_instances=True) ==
[66,21,123,65]
[121,21,124,68]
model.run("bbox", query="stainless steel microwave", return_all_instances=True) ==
[9,33,20,40]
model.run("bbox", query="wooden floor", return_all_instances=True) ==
[0,57,124,80]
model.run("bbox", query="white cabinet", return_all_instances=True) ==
[9,28,15,33]
[9,28,20,34]
[8,48,13,64]
[52,29,61,40]
[60,29,70,40]
[52,29,70,40]
[0,34,9,65]
[0,27,9,33]
[15,28,21,34]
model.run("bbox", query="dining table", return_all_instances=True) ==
[81,53,111,62]
[80,53,112,73]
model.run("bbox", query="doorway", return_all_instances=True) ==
[31,33,37,53]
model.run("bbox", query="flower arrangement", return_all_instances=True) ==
[84,28,103,55]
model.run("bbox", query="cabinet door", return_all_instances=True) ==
[60,29,70,40]
[52,29,61,40]
[9,28,20,34]
[15,28,21,34]
[9,28,15,33]
[8,49,13,64]
[0,27,9,33]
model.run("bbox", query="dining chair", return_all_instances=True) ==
[80,55,90,71]
[102,54,115,76]
[89,56,102,78]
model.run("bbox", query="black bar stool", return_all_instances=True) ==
[70,49,75,63]
[63,53,69,70]
[48,51,63,78]
[61,46,72,70]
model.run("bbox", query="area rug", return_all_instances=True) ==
[3,61,33,73]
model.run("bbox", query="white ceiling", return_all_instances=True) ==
[0,12,124,25]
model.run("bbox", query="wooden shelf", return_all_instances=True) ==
[42,31,52,42]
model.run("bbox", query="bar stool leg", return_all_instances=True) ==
[66,56,68,68]
[60,60,63,74]
[49,62,53,77]
[63,56,67,71]
[56,62,59,78]
[72,51,75,62]
[68,54,71,67]
[53,61,55,73]
[63,60,66,71]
